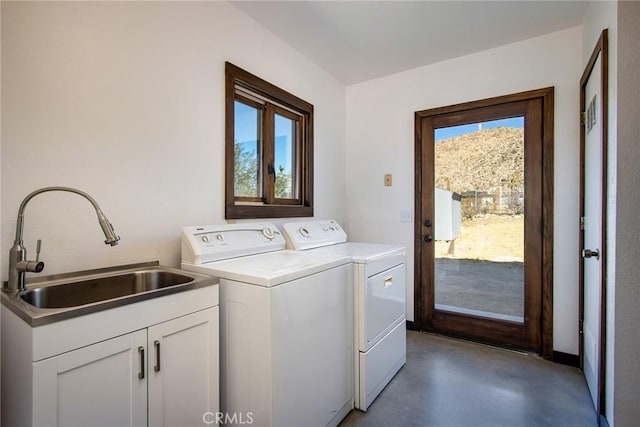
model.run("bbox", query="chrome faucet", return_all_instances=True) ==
[6,187,120,291]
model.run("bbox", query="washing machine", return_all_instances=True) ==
[282,220,406,411]
[181,223,353,427]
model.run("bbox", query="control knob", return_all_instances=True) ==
[262,227,275,240]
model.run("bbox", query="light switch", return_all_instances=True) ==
[384,174,392,186]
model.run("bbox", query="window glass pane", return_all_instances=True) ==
[234,100,261,198]
[274,113,298,199]
[433,116,525,322]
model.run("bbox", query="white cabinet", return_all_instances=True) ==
[30,309,218,427]
[148,308,219,427]
[33,330,148,427]
[2,285,219,427]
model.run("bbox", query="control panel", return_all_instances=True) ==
[182,223,284,264]
[282,220,347,250]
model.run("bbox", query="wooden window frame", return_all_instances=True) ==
[225,62,313,219]
[272,106,303,205]
[233,94,264,203]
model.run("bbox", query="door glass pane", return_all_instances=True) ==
[274,113,299,199]
[434,117,525,322]
[234,100,262,198]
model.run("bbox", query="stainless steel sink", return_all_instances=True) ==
[20,270,194,309]
[1,262,218,326]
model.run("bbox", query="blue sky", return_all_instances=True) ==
[235,101,293,174]
[435,117,524,142]
[234,101,259,144]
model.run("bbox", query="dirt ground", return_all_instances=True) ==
[435,258,524,318]
[435,214,524,262]
[435,214,524,318]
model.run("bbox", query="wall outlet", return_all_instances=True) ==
[400,210,413,223]
[384,174,392,186]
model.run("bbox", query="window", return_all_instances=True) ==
[225,62,313,219]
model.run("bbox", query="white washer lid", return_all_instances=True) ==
[182,250,351,287]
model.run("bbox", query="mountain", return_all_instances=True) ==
[435,127,524,193]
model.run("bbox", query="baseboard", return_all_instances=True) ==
[407,323,580,366]
[599,414,610,427]
[553,351,579,367]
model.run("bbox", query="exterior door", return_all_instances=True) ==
[414,88,554,356]
[580,29,608,417]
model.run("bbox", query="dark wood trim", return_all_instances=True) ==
[233,94,264,202]
[406,320,418,331]
[226,204,313,219]
[227,62,313,113]
[235,93,264,111]
[553,351,580,368]
[272,105,304,205]
[263,103,276,205]
[225,63,237,217]
[415,87,555,120]
[413,111,424,328]
[524,97,544,352]
[414,87,554,357]
[541,88,555,360]
[578,29,608,418]
[225,62,314,219]
[272,105,303,121]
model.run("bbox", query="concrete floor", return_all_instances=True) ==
[340,331,596,427]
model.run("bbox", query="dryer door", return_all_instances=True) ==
[364,264,406,349]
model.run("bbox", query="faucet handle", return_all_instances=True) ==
[22,239,45,273]
[35,239,42,263]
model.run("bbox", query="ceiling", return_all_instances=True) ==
[231,1,589,85]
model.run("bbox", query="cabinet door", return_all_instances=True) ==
[148,307,219,427]
[33,330,148,427]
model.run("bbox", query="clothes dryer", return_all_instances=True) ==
[282,220,406,411]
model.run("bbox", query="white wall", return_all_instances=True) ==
[345,27,583,354]
[581,1,618,423]
[614,2,640,425]
[0,1,346,279]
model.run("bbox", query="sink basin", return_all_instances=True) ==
[20,270,195,309]
[1,262,218,326]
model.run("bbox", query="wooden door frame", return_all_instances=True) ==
[413,87,554,359]
[579,28,608,418]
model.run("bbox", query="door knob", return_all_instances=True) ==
[423,234,433,243]
[582,248,600,259]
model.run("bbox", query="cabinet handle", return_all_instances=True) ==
[384,276,394,288]
[138,346,145,380]
[154,340,161,372]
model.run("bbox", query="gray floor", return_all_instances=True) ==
[340,331,596,427]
